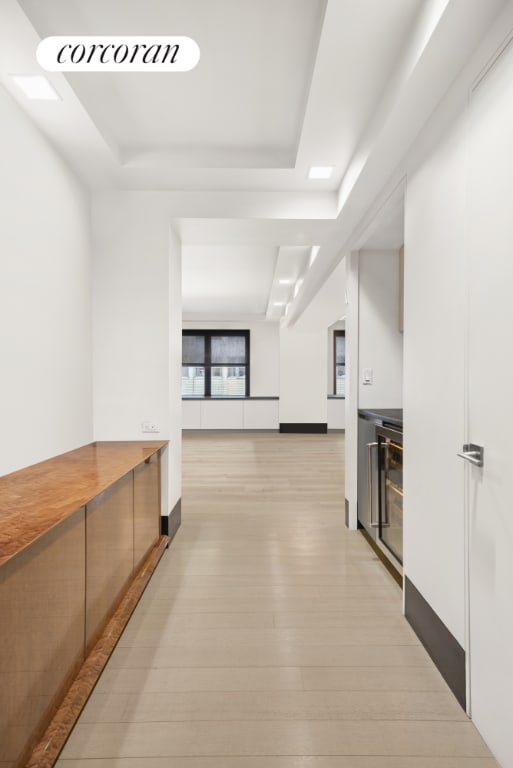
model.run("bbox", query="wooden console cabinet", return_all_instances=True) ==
[0,441,167,768]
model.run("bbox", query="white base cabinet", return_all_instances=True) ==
[183,399,279,431]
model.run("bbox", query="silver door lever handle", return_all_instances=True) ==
[457,444,484,467]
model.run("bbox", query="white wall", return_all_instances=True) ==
[92,192,182,513]
[288,258,345,427]
[183,320,279,396]
[167,227,183,511]
[358,250,403,409]
[404,121,466,646]
[399,29,513,768]
[399,0,513,661]
[279,325,327,424]
[0,85,92,476]
[327,398,345,430]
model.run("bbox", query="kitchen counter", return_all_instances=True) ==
[358,408,403,430]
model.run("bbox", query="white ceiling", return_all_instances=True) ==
[20,0,326,170]
[1,0,507,323]
[182,245,277,317]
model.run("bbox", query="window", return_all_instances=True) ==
[334,330,346,396]
[182,330,250,397]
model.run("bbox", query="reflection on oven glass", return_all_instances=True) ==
[380,438,403,564]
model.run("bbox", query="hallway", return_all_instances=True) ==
[56,433,496,766]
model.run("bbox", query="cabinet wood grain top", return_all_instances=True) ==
[0,441,168,567]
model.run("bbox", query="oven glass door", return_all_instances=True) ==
[378,434,403,564]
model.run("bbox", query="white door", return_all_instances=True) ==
[465,37,513,768]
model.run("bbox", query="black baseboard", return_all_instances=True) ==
[404,576,466,710]
[279,423,328,434]
[161,498,181,543]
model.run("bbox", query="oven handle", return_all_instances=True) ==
[381,441,389,527]
[380,441,392,527]
[367,442,379,528]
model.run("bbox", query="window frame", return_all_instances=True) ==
[333,329,346,397]
[182,329,250,398]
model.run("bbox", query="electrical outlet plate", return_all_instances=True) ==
[141,421,160,433]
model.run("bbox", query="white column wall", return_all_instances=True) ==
[250,322,280,395]
[358,250,403,409]
[92,192,182,514]
[0,85,92,476]
[279,325,327,425]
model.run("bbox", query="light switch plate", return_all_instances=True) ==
[362,368,373,385]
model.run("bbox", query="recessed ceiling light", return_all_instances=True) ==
[308,166,334,180]
[273,301,286,307]
[11,75,60,100]
[278,279,293,285]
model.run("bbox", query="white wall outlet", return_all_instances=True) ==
[141,421,160,433]
[362,368,373,385]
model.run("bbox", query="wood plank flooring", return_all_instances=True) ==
[56,432,497,767]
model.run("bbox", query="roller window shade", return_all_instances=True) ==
[182,334,205,365]
[335,334,345,365]
[211,335,246,365]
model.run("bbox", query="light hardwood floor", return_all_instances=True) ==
[56,432,497,767]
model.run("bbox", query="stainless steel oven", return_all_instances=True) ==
[376,424,403,565]
[357,410,403,577]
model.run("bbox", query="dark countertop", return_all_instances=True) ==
[358,408,403,429]
[182,396,278,401]
[184,396,345,401]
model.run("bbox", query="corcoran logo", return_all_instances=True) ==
[36,36,200,72]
